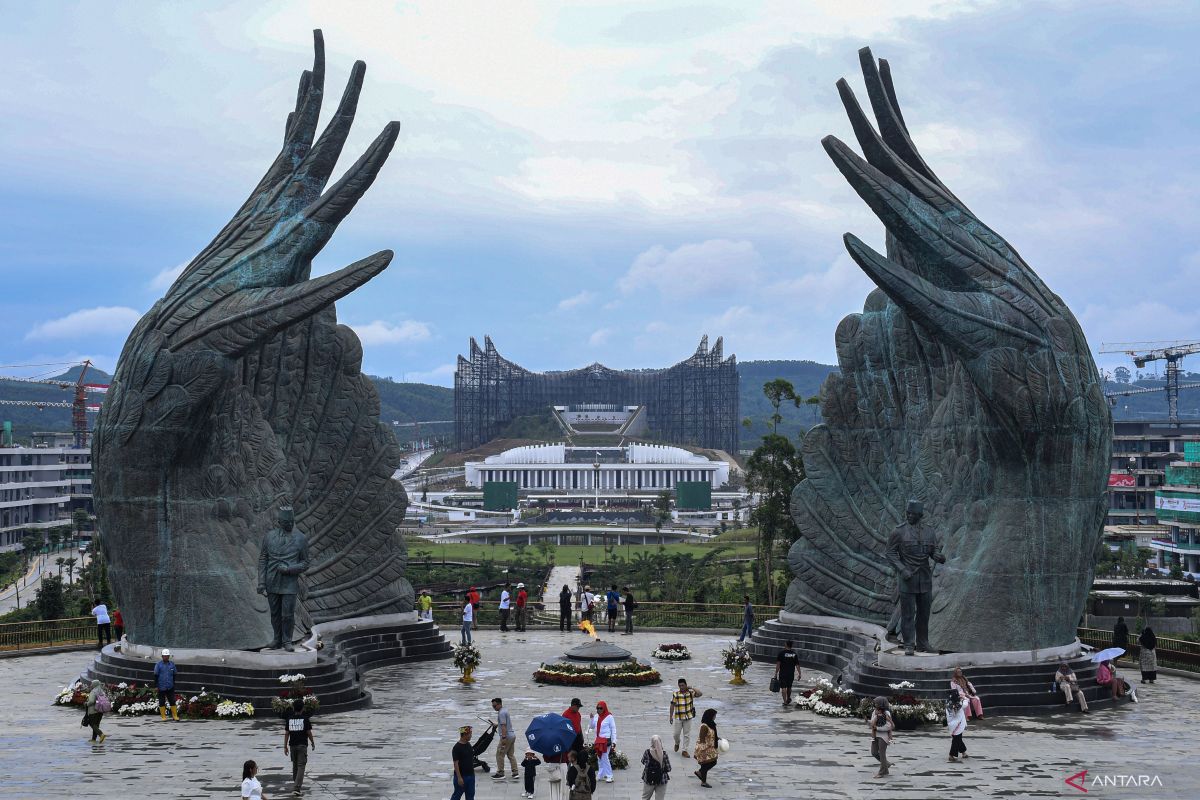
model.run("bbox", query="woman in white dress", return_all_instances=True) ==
[241,760,265,799]
[590,700,618,783]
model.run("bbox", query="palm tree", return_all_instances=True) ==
[55,557,65,577]
[65,557,78,585]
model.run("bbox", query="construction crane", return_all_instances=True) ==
[1100,341,1200,424]
[0,360,108,447]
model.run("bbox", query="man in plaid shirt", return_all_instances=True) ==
[668,678,703,757]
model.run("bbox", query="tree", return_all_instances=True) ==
[745,432,805,606]
[72,509,90,541]
[35,575,66,620]
[47,530,61,553]
[762,379,800,434]
[65,557,78,585]
[1170,559,1184,580]
[55,557,65,577]
[535,538,557,565]
[21,533,40,569]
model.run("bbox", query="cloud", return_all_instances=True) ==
[589,328,612,346]
[150,263,187,292]
[350,320,433,346]
[402,363,456,386]
[557,290,595,311]
[25,306,141,341]
[619,239,763,296]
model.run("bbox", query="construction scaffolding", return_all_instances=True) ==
[454,335,739,453]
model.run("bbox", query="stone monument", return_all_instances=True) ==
[785,48,1111,653]
[258,506,309,650]
[884,500,943,655]
[93,31,415,650]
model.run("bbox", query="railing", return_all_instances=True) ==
[1077,627,1200,672]
[431,600,782,631]
[0,616,94,652]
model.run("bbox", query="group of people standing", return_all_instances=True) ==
[557,583,637,635]
[459,582,533,643]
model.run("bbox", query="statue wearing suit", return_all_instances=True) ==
[886,500,945,655]
[257,506,310,651]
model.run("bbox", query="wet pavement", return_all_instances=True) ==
[0,629,1196,799]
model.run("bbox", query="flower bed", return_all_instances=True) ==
[54,681,254,719]
[795,677,857,718]
[272,673,320,715]
[652,643,691,661]
[533,660,660,687]
[856,682,942,726]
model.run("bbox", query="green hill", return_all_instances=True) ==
[369,376,454,424]
[738,359,837,448]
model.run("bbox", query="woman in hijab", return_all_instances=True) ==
[84,679,107,743]
[1139,626,1158,683]
[949,667,984,719]
[869,696,893,778]
[590,700,617,784]
[565,749,596,799]
[692,708,719,788]
[1113,616,1129,650]
[640,734,671,799]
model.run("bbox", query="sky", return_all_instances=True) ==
[1,0,1198,387]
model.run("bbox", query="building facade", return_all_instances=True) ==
[454,335,739,453]
[464,442,730,492]
[1152,440,1200,576]
[0,433,92,551]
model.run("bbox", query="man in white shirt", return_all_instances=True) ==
[499,582,512,633]
[461,594,474,645]
[91,602,112,650]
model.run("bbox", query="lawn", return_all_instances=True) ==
[406,535,757,565]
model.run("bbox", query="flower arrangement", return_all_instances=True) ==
[794,677,857,718]
[533,660,661,687]
[585,743,629,770]
[453,643,482,671]
[272,673,320,714]
[652,643,691,661]
[721,642,753,684]
[54,680,253,719]
[856,680,942,726]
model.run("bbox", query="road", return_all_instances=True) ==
[0,550,91,614]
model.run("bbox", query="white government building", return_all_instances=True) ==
[464,442,729,492]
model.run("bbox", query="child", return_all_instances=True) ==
[946,690,968,762]
[869,696,893,778]
[521,749,541,798]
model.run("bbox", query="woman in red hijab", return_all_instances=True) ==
[590,700,618,783]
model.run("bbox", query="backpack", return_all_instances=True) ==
[95,689,112,713]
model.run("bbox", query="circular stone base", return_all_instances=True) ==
[564,638,633,662]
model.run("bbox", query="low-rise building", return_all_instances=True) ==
[1152,440,1200,576]
[0,432,92,552]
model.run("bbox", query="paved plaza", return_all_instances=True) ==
[0,629,1196,799]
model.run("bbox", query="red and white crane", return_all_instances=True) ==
[0,360,108,447]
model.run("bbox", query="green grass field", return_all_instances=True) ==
[406,534,757,564]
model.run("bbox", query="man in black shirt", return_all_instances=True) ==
[774,639,801,707]
[283,698,315,795]
[451,725,476,800]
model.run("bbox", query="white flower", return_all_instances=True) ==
[117,682,128,690]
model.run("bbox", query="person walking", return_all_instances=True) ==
[640,734,671,800]
[1139,626,1158,683]
[774,640,800,707]
[520,749,541,798]
[451,725,477,800]
[83,679,108,743]
[112,607,124,642]
[869,696,893,778]
[91,600,112,650]
[949,667,984,718]
[417,589,433,622]
[945,691,968,762]
[622,586,636,635]
[591,700,617,784]
[154,649,179,721]
[668,678,702,757]
[565,749,596,800]
[606,585,620,633]
[283,697,314,796]
[736,595,753,642]
[241,760,265,799]
[692,708,718,788]
[492,697,519,782]
[499,583,513,632]
[559,585,573,631]
[515,583,528,632]
[461,593,474,645]
[1055,662,1089,713]
[1113,616,1129,653]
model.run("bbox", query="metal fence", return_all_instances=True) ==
[0,616,94,652]
[432,600,781,632]
[1077,627,1199,672]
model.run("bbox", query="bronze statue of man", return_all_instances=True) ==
[257,506,310,651]
[886,500,945,655]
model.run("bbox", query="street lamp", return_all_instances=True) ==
[593,456,601,511]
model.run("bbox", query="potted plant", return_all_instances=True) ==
[721,642,753,685]
[454,643,482,684]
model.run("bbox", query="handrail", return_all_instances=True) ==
[0,615,95,652]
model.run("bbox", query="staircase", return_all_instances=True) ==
[323,618,452,671]
[749,617,1113,714]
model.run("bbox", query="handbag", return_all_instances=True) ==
[769,676,780,693]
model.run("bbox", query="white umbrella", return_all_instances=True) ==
[1090,647,1125,663]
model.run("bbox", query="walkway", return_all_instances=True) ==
[0,631,1193,798]
[0,551,91,614]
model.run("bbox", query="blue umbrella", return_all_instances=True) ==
[525,713,577,756]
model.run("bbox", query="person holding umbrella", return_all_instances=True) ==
[1091,646,1137,702]
[525,713,578,800]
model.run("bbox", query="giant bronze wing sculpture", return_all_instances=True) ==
[93,31,412,649]
[786,48,1111,652]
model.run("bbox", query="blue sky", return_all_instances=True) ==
[2,0,1198,386]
